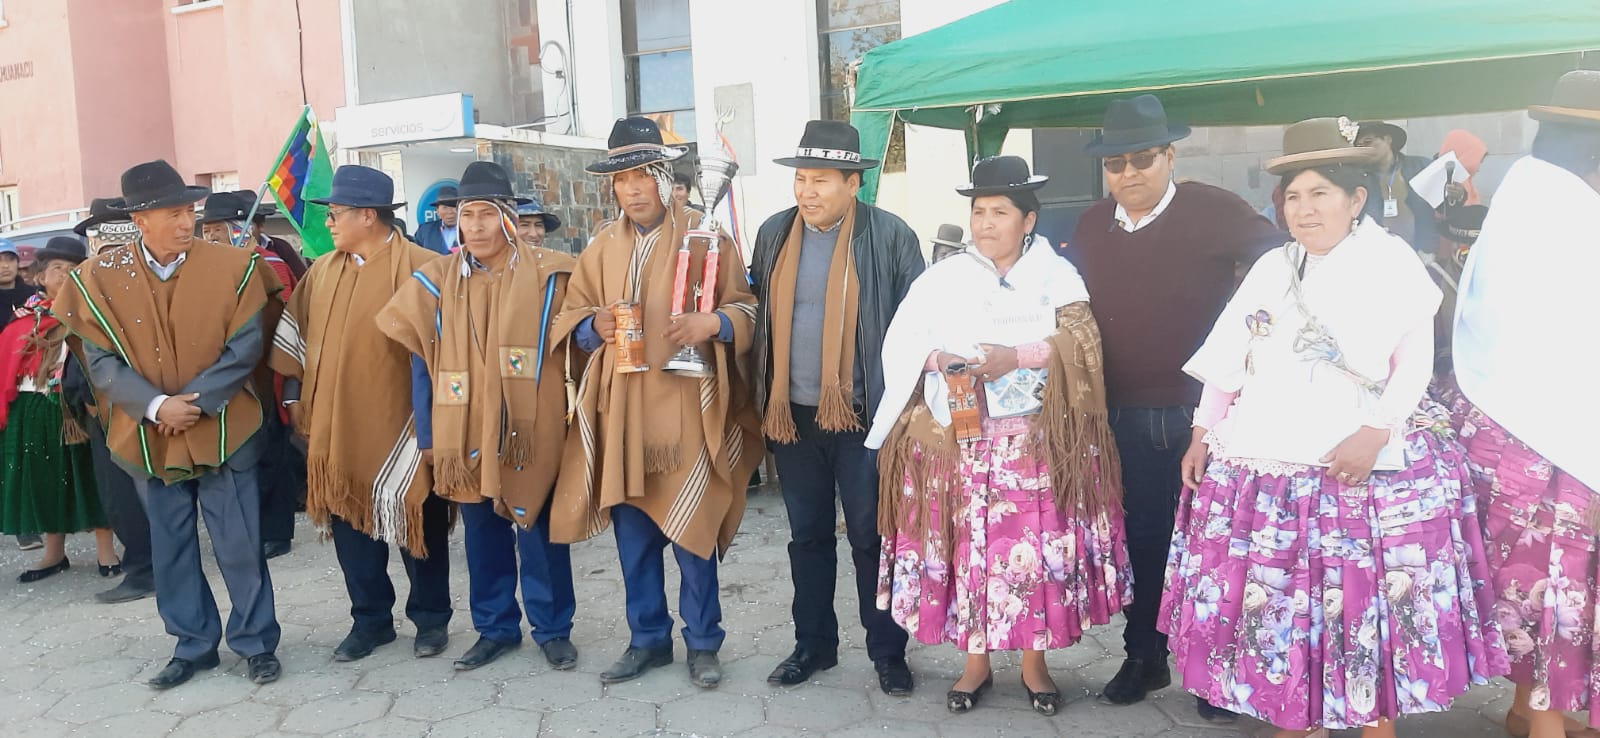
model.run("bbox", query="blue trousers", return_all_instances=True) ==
[137,466,281,660]
[612,503,723,651]
[331,493,453,635]
[459,499,575,645]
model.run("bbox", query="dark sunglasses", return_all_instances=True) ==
[1102,148,1167,174]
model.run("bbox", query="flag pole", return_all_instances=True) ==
[231,180,272,249]
[238,104,313,249]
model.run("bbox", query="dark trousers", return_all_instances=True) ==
[1111,405,1193,662]
[137,466,280,660]
[330,494,453,635]
[86,422,153,589]
[459,499,575,645]
[257,410,302,543]
[769,403,907,662]
[612,503,723,651]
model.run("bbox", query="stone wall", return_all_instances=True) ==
[490,142,616,255]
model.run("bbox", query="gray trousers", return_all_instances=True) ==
[136,466,281,660]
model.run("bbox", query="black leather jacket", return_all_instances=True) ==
[750,200,926,423]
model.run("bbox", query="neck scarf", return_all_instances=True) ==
[762,205,860,441]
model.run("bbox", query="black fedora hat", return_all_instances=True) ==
[586,117,687,175]
[773,120,880,170]
[1356,121,1408,152]
[198,191,251,224]
[73,197,131,236]
[111,160,210,213]
[308,165,405,209]
[1529,70,1600,128]
[1084,95,1192,157]
[956,155,1048,198]
[36,236,88,265]
[516,197,562,232]
[231,190,277,219]
[1443,204,1489,245]
[430,186,459,209]
[433,162,531,206]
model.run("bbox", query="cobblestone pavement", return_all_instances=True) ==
[0,486,1519,737]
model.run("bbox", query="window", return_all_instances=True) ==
[818,0,904,171]
[622,0,696,142]
[203,171,239,193]
[0,187,17,228]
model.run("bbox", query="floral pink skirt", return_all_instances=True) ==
[1159,428,1508,730]
[1463,408,1600,721]
[876,432,1131,653]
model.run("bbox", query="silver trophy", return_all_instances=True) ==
[665,154,740,377]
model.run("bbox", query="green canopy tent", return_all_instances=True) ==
[849,0,1600,202]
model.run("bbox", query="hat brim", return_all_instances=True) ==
[955,175,1050,198]
[772,156,881,170]
[1357,122,1408,151]
[73,211,129,236]
[433,195,535,207]
[1083,125,1192,157]
[585,147,688,175]
[1529,105,1600,128]
[197,211,250,225]
[517,212,562,231]
[33,249,86,266]
[1264,146,1381,175]
[111,186,211,213]
[305,198,407,209]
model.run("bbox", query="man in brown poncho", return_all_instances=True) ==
[269,165,452,663]
[54,160,282,689]
[379,161,579,673]
[551,117,762,688]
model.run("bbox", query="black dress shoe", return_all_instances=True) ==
[95,579,155,604]
[539,638,578,670]
[1101,657,1171,705]
[1024,676,1062,716]
[453,636,519,671]
[248,652,282,684]
[148,651,220,690]
[413,627,449,658]
[767,647,839,685]
[946,672,993,714]
[1194,695,1238,722]
[334,627,397,662]
[687,649,721,688]
[263,540,292,560]
[19,558,69,583]
[600,644,674,684]
[875,656,914,696]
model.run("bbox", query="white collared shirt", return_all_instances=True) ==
[140,241,188,281]
[1113,180,1178,233]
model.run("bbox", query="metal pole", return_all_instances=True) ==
[231,180,272,249]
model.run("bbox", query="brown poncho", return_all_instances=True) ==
[550,207,762,559]
[379,241,576,529]
[53,241,279,482]
[268,232,438,554]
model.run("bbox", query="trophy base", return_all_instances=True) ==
[664,346,714,378]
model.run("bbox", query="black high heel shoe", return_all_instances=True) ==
[98,560,123,578]
[1023,676,1062,716]
[946,672,994,714]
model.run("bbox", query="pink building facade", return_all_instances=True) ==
[0,0,345,227]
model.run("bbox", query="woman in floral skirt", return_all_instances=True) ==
[1159,118,1507,738]
[1454,71,1600,738]
[868,156,1130,716]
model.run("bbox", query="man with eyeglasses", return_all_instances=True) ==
[1064,95,1285,721]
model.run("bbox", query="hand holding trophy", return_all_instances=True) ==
[664,154,740,377]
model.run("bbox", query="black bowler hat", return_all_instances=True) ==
[232,190,277,219]
[308,165,405,209]
[956,155,1048,198]
[430,186,459,209]
[198,191,251,224]
[1084,95,1192,157]
[586,117,687,175]
[36,236,88,265]
[111,160,211,213]
[432,162,531,206]
[73,197,130,236]
[773,120,880,170]
[1529,69,1600,128]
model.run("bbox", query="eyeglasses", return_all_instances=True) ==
[324,207,355,222]
[1102,149,1166,174]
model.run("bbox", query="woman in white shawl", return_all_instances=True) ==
[869,156,1130,717]
[1454,70,1600,738]
[1160,118,1507,738]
